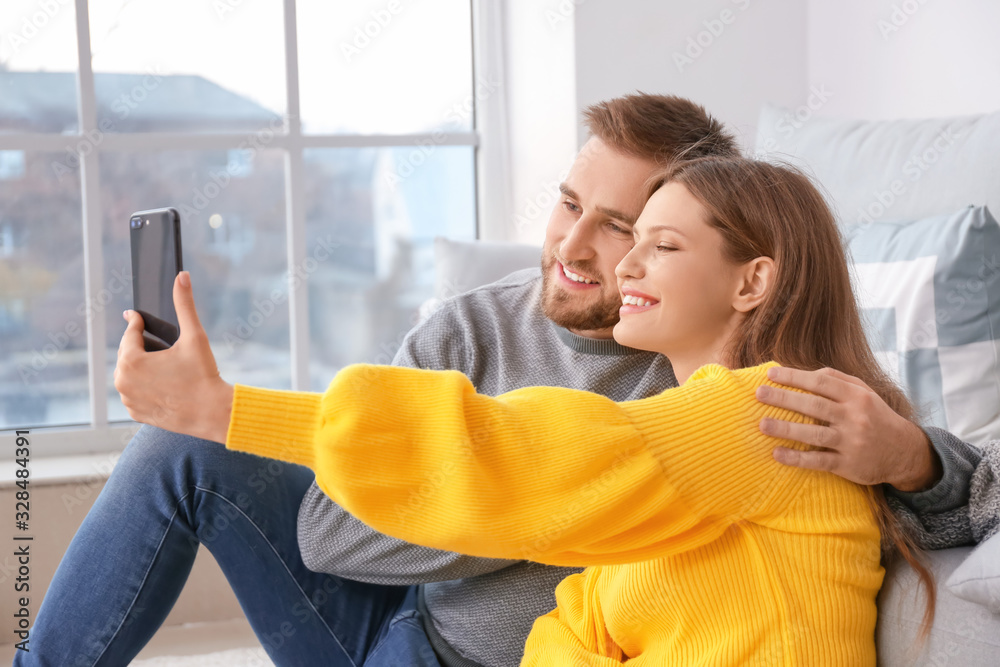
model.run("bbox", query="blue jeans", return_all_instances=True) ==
[15,425,442,667]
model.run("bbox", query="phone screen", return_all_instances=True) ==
[129,208,183,351]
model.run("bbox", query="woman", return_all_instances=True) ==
[209,157,934,664]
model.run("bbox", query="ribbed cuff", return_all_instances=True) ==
[226,384,324,470]
[886,426,973,513]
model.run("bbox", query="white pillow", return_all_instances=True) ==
[947,532,1000,613]
[432,237,541,301]
[755,104,1000,227]
[418,237,542,321]
[847,206,1000,447]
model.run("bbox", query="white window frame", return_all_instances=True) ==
[1,0,510,462]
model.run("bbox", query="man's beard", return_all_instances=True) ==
[540,253,622,332]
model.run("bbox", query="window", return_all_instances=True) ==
[0,0,488,456]
[0,151,26,179]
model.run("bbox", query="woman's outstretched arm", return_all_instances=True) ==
[225,362,825,566]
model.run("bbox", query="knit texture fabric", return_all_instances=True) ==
[276,269,980,665]
[970,441,1000,541]
[227,361,885,665]
[296,269,676,666]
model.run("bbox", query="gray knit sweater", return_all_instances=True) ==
[296,268,982,667]
[889,436,997,548]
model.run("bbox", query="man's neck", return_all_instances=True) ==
[567,325,616,340]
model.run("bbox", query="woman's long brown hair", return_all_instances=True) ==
[648,156,935,633]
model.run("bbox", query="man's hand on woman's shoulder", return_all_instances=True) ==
[755,366,942,492]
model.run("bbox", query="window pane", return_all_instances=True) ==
[88,0,286,133]
[0,152,86,429]
[99,149,290,421]
[304,146,476,391]
[297,0,474,134]
[0,1,80,133]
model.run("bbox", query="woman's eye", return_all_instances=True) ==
[656,245,677,252]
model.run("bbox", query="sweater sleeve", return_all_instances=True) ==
[293,298,524,584]
[226,362,815,566]
[886,426,982,513]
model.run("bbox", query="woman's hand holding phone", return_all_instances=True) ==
[114,271,234,444]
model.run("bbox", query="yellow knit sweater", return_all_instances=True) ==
[225,362,882,666]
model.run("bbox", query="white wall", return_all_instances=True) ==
[500,0,1000,243]
[807,0,1000,120]
[500,0,807,244]
[573,0,808,149]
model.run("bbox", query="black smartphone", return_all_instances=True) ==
[129,207,183,352]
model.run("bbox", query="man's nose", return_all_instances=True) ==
[560,220,596,262]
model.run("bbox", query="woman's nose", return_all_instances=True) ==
[615,246,644,280]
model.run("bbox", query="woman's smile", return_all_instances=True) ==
[619,286,660,315]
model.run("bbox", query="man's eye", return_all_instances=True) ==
[607,223,627,234]
[563,201,581,213]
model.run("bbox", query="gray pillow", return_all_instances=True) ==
[846,205,1000,447]
[947,532,1000,613]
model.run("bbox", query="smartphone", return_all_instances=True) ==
[129,207,183,351]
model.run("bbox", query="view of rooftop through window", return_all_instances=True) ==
[0,0,478,435]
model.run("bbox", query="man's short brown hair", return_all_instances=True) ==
[583,92,739,164]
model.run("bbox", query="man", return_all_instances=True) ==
[25,94,978,666]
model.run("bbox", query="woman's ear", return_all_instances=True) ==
[732,257,775,313]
